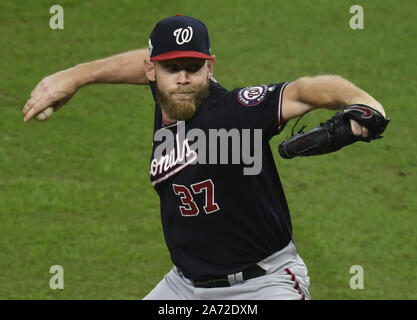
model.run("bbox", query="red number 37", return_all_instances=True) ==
[172,179,220,216]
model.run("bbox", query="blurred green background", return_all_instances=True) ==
[0,0,415,299]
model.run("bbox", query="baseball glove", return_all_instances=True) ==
[278,104,390,159]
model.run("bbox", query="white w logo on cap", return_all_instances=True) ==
[173,27,193,45]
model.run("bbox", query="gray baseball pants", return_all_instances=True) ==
[143,241,310,300]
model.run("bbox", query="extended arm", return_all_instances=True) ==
[278,75,390,159]
[23,48,150,122]
[282,75,386,136]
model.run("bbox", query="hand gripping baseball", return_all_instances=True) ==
[22,69,79,122]
[278,104,391,159]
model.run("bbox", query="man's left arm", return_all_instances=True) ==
[282,75,386,137]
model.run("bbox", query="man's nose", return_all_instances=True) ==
[176,70,190,84]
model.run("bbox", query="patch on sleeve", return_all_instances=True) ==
[237,85,268,106]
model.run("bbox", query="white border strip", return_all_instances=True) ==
[277,82,289,131]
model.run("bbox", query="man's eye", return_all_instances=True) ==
[164,63,204,73]
[166,65,180,73]
[185,64,203,73]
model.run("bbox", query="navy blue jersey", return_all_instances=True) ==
[148,78,292,279]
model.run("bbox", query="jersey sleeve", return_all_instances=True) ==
[229,82,289,140]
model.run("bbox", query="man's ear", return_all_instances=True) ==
[207,59,215,78]
[144,59,156,82]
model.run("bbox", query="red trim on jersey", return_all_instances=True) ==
[285,268,306,300]
[281,113,286,125]
[162,117,175,125]
[151,51,215,61]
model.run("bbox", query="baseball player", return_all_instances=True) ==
[22,15,389,300]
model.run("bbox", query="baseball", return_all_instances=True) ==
[34,106,54,121]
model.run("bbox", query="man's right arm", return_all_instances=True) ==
[23,48,150,122]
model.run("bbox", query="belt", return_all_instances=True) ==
[190,264,266,288]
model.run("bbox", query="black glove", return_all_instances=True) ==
[278,104,390,159]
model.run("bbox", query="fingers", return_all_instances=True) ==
[350,119,368,138]
[23,69,78,122]
[362,126,368,137]
[23,77,54,122]
[23,97,54,122]
[22,95,42,116]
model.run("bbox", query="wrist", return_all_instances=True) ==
[70,63,95,87]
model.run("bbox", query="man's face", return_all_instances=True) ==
[153,58,213,121]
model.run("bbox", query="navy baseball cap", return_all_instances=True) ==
[149,15,215,62]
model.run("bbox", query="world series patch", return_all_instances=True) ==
[237,85,268,106]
